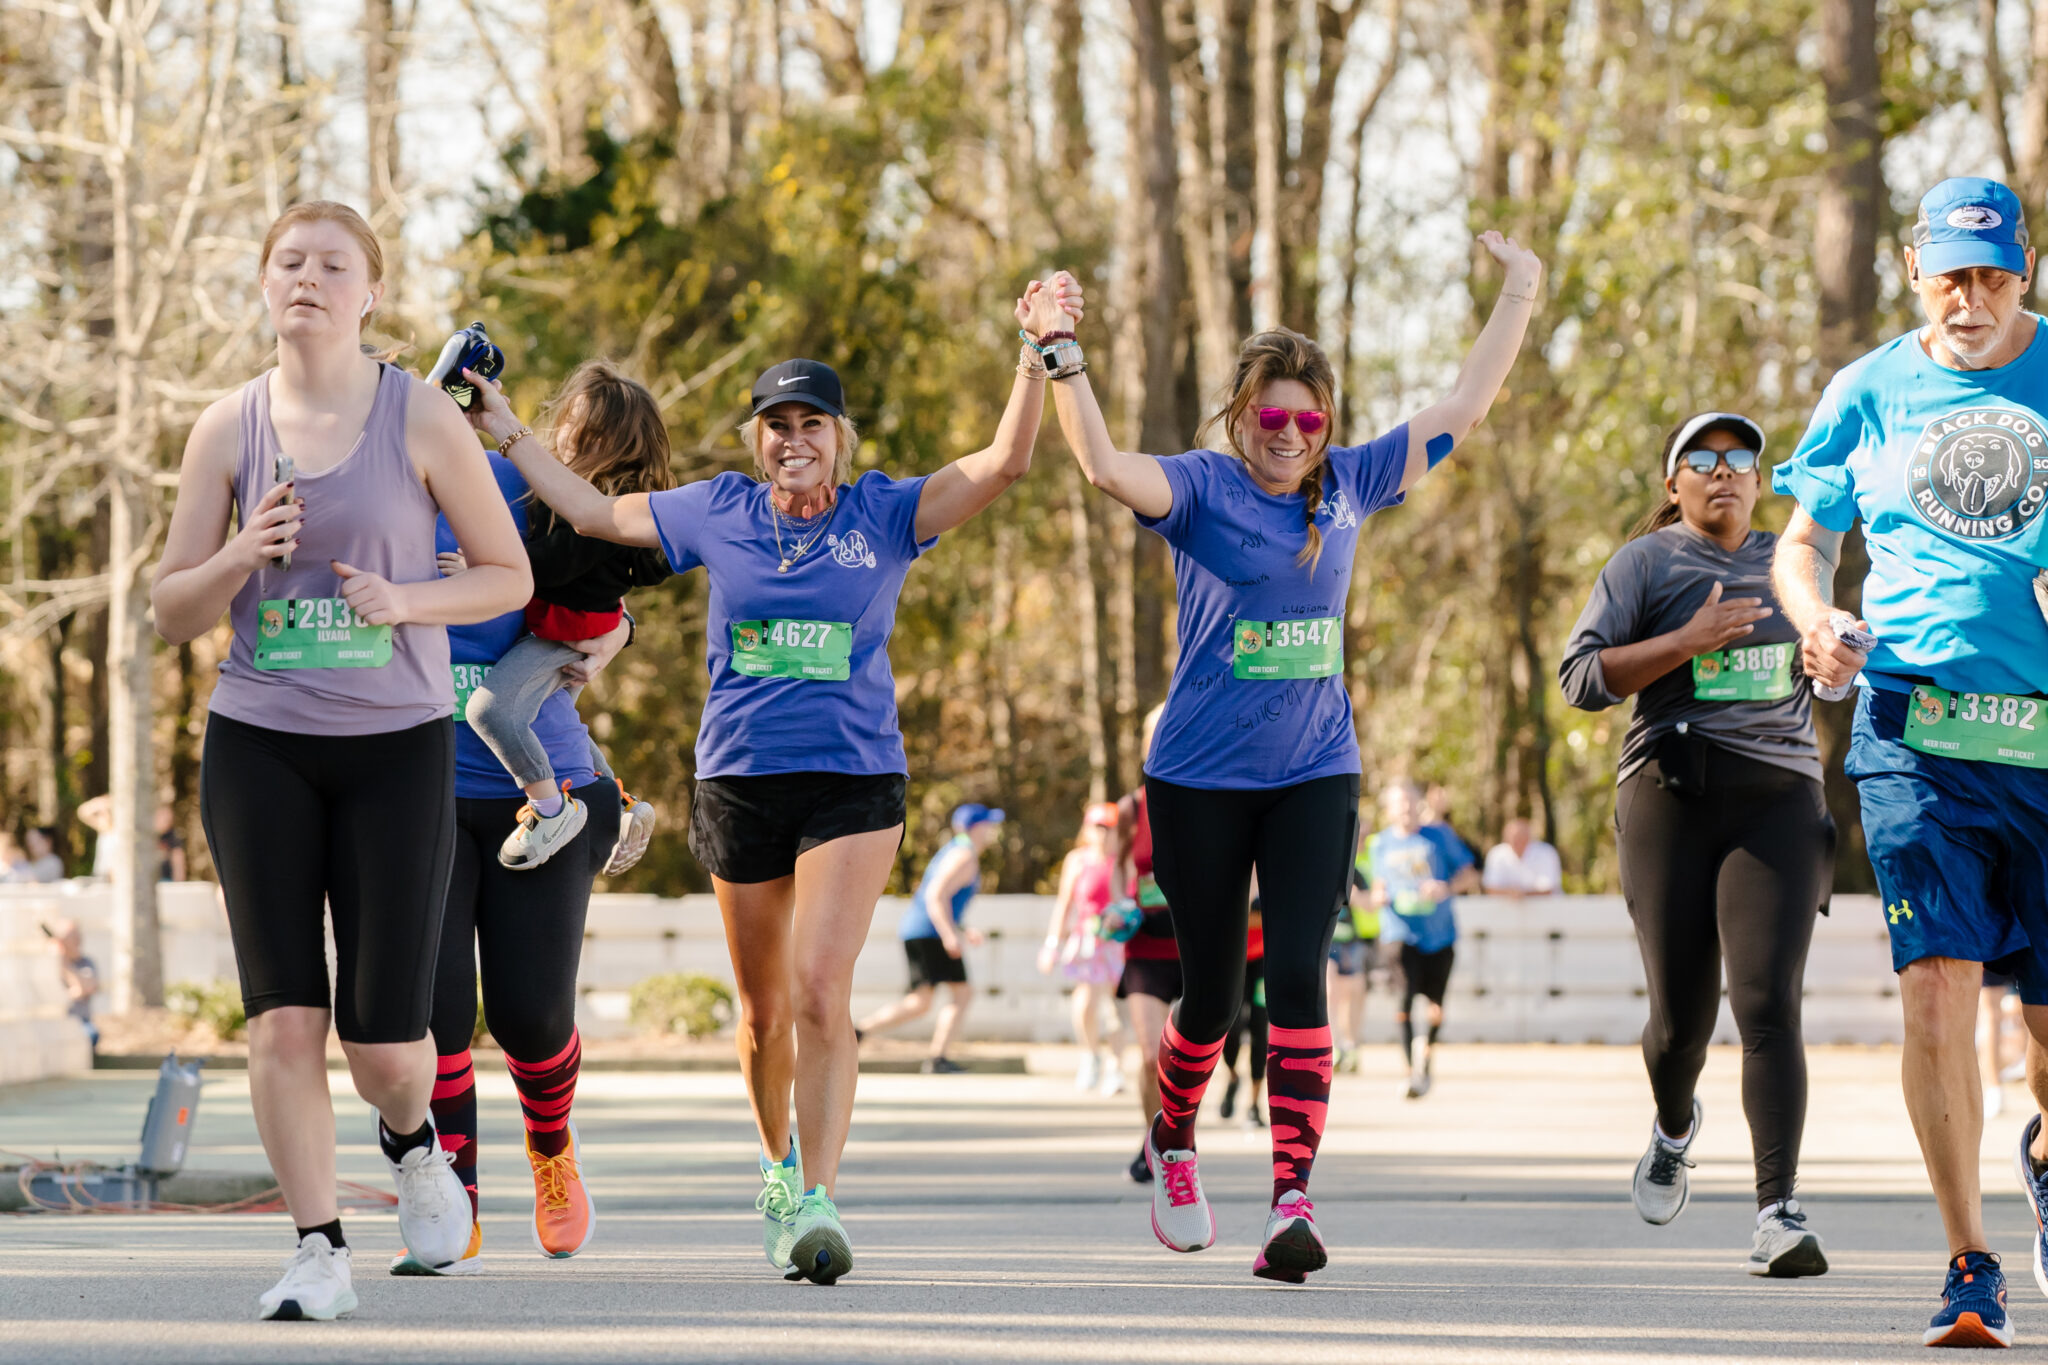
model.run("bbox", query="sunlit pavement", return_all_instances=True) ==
[1,1045,2039,1363]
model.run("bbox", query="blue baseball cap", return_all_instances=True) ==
[951,803,1005,831]
[1912,178,2030,277]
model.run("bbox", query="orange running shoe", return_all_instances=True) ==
[527,1122,595,1259]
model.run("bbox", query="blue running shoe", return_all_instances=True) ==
[1925,1251,2013,1348]
[2014,1113,2048,1300]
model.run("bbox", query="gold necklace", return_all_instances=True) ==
[772,494,838,572]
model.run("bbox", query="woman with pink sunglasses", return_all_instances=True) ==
[1039,230,1541,1283]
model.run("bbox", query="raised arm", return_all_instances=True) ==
[1399,231,1544,493]
[465,370,662,549]
[913,283,1055,539]
[1044,271,1174,519]
[1773,506,1871,691]
[153,398,302,644]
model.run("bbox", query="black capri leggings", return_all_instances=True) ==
[1618,744,1833,1206]
[1220,964,1268,1084]
[1145,774,1359,1040]
[200,712,456,1044]
[428,785,621,1061]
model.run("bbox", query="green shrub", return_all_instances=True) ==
[166,981,247,1042]
[628,972,735,1039]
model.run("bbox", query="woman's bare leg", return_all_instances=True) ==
[247,1006,339,1226]
[713,874,798,1158]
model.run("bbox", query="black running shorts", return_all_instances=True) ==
[200,711,456,1044]
[903,936,969,988]
[688,771,906,884]
[1118,954,1184,1003]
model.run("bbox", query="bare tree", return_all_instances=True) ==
[0,0,313,1008]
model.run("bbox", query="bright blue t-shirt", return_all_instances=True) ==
[440,455,600,801]
[648,469,936,779]
[1368,825,1463,953]
[1137,430,1411,789]
[1774,323,2048,697]
[897,834,981,940]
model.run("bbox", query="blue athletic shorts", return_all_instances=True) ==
[1848,688,2048,1002]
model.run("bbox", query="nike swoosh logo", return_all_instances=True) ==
[777,377,803,386]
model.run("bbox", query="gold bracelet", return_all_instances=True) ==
[1017,343,1048,380]
[495,425,534,452]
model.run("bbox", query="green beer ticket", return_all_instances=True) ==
[1232,616,1342,680]
[1691,642,1795,701]
[254,598,392,671]
[1902,684,2047,769]
[730,618,853,681]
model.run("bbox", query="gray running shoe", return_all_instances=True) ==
[499,791,587,871]
[1747,1198,1828,1277]
[603,791,658,876]
[1404,1036,1432,1099]
[1632,1098,1701,1226]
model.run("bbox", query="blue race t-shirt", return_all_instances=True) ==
[648,469,936,779]
[440,455,600,801]
[1138,430,1410,788]
[897,834,981,940]
[1774,324,2048,697]
[1369,826,1461,953]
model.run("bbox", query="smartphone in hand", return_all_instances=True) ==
[273,454,296,571]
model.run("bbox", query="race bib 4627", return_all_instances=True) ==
[730,619,853,681]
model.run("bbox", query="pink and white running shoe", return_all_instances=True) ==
[1253,1191,1327,1283]
[1146,1124,1215,1252]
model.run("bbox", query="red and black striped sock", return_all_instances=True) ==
[431,1049,479,1221]
[1154,1017,1226,1151]
[1267,1023,1333,1202]
[505,1030,581,1159]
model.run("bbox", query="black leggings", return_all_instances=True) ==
[1220,963,1268,1083]
[1397,943,1455,1053]
[200,712,456,1044]
[1618,745,1833,1206]
[1145,774,1359,1039]
[428,784,621,1060]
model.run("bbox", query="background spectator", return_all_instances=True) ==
[0,830,28,882]
[156,805,187,882]
[47,918,99,1049]
[1483,818,1563,897]
[20,826,65,882]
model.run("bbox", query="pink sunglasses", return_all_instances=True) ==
[1255,406,1328,436]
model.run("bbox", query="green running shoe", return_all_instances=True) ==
[756,1149,803,1269]
[786,1187,853,1285]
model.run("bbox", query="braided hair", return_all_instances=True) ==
[1196,328,1340,572]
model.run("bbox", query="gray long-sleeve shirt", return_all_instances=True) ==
[1558,524,1822,784]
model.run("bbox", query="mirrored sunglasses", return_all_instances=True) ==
[1681,447,1759,475]
[1256,406,1328,436]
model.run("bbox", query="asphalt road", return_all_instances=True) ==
[2,1045,2041,1363]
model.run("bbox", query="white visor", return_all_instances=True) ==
[1666,412,1766,478]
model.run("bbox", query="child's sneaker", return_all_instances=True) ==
[500,785,587,871]
[603,785,658,876]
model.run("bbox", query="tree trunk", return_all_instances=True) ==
[1249,0,1282,332]
[1813,0,1884,892]
[1050,0,1090,181]
[363,0,406,293]
[1131,0,1185,713]
[611,0,685,140]
[1217,0,1256,335]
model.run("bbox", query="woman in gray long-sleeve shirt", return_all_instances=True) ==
[1560,411,1835,1279]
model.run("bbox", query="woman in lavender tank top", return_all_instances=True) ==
[152,202,530,1320]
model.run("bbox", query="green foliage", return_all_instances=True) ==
[165,981,247,1042]
[628,972,736,1039]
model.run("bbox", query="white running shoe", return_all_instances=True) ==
[1988,1084,2008,1119]
[259,1234,356,1321]
[1253,1190,1328,1283]
[1747,1198,1829,1278]
[499,789,588,871]
[386,1123,471,1269]
[389,1220,483,1276]
[1404,1036,1432,1099]
[1099,1057,1126,1097]
[603,791,658,877]
[787,1188,853,1285]
[1145,1121,1215,1252]
[1075,1052,1101,1093]
[1632,1098,1702,1226]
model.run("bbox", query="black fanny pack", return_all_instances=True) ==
[1651,724,1712,796]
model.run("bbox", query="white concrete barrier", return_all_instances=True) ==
[1,885,1907,1076]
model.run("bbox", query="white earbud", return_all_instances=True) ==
[361,297,374,318]
[262,288,271,308]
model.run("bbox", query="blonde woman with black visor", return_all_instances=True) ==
[1559,411,1835,1279]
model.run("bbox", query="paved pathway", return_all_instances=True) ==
[1,1046,2039,1362]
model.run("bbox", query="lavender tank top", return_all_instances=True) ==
[207,364,453,736]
